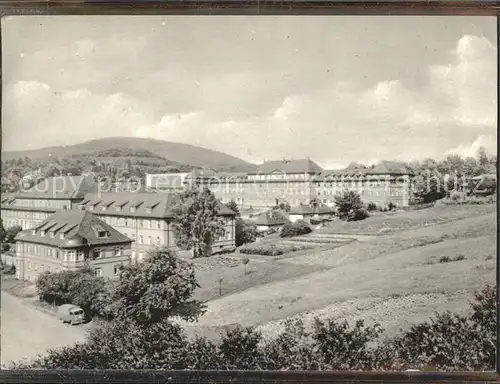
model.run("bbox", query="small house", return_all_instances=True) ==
[289,203,335,223]
[251,210,289,232]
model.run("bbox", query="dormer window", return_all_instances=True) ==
[102,206,107,211]
[115,206,121,212]
[50,231,55,238]
[32,229,36,235]
[60,233,65,239]
[130,201,143,213]
[89,205,94,211]
[98,230,108,238]
[146,208,152,214]
[41,230,46,236]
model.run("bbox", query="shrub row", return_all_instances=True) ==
[441,195,496,205]
[14,285,496,371]
[366,202,397,212]
[284,238,345,244]
[240,243,314,256]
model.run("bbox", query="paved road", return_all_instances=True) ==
[1,291,88,367]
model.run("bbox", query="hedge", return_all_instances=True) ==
[239,243,315,256]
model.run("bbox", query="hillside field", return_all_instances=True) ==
[177,204,496,340]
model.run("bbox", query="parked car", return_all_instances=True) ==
[57,304,85,325]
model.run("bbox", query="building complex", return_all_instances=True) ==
[1,157,414,281]
[167,158,414,210]
[1,175,236,281]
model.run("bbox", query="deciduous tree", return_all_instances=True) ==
[107,247,205,324]
[225,199,240,216]
[172,187,226,258]
[334,190,368,221]
[235,218,257,247]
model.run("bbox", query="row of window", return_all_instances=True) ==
[2,210,50,219]
[99,216,164,230]
[93,247,124,259]
[131,250,145,263]
[26,262,60,273]
[91,265,123,278]
[248,174,309,181]
[15,199,69,209]
[124,233,163,246]
[21,246,124,261]
[87,204,158,214]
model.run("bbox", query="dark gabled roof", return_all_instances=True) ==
[251,159,323,175]
[319,169,369,180]
[15,175,98,199]
[289,204,315,215]
[252,210,288,226]
[315,204,335,214]
[79,192,177,219]
[1,193,17,204]
[76,191,236,218]
[15,210,131,248]
[367,161,414,176]
[289,203,334,215]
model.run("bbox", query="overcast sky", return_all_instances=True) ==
[2,16,497,168]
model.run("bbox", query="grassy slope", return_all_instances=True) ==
[178,204,496,339]
[3,137,256,171]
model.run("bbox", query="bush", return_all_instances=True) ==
[450,192,463,201]
[312,318,384,370]
[390,285,496,371]
[349,208,369,221]
[439,256,451,263]
[334,191,369,221]
[36,269,109,318]
[1,263,16,275]
[366,202,377,211]
[21,317,189,370]
[5,225,22,243]
[280,223,297,238]
[12,283,496,372]
[1,243,11,252]
[235,218,257,247]
[219,326,263,370]
[280,220,312,238]
[108,248,204,324]
[387,202,397,211]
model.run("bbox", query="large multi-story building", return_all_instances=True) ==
[145,173,190,192]
[179,159,413,210]
[1,176,237,264]
[14,210,132,282]
[76,191,236,262]
[1,175,98,230]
